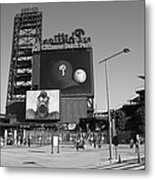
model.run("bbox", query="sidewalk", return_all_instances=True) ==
[98,144,145,169]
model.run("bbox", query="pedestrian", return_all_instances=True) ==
[135,134,140,154]
[93,133,97,148]
[88,133,93,146]
[23,138,26,146]
[20,135,23,145]
[39,136,42,146]
[98,134,102,148]
[101,135,105,144]
[135,141,139,154]
[17,135,21,146]
[129,138,134,151]
[28,136,31,147]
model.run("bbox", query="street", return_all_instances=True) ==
[0,143,145,170]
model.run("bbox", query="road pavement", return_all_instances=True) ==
[0,143,145,170]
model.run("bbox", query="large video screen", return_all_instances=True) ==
[26,90,60,120]
[38,48,94,97]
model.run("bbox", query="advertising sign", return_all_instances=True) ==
[53,136,59,147]
[26,90,60,120]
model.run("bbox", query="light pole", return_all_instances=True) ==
[99,48,130,161]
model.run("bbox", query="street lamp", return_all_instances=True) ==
[99,48,130,161]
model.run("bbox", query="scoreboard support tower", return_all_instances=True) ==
[6,7,42,107]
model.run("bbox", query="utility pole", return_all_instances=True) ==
[99,48,130,161]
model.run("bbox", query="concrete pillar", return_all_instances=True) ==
[23,129,26,139]
[14,130,17,145]
[4,129,7,146]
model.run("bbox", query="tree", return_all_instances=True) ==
[115,110,127,131]
[134,105,145,136]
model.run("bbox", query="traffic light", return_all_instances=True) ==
[110,109,116,137]
[110,109,115,120]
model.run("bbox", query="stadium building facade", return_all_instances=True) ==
[2,7,95,144]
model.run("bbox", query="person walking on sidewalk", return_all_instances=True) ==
[129,138,134,151]
[135,134,140,154]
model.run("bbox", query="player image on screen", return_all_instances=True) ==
[26,90,59,119]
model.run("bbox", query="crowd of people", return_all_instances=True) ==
[0,135,30,147]
[74,132,105,150]
[0,131,144,154]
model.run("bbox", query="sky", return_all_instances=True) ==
[0,0,145,113]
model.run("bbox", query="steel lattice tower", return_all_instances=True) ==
[6,7,42,107]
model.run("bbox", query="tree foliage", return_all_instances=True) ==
[115,110,127,131]
[114,105,145,137]
[134,105,145,136]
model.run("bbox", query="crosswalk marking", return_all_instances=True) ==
[80,158,145,170]
[98,163,144,170]
[97,160,145,170]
